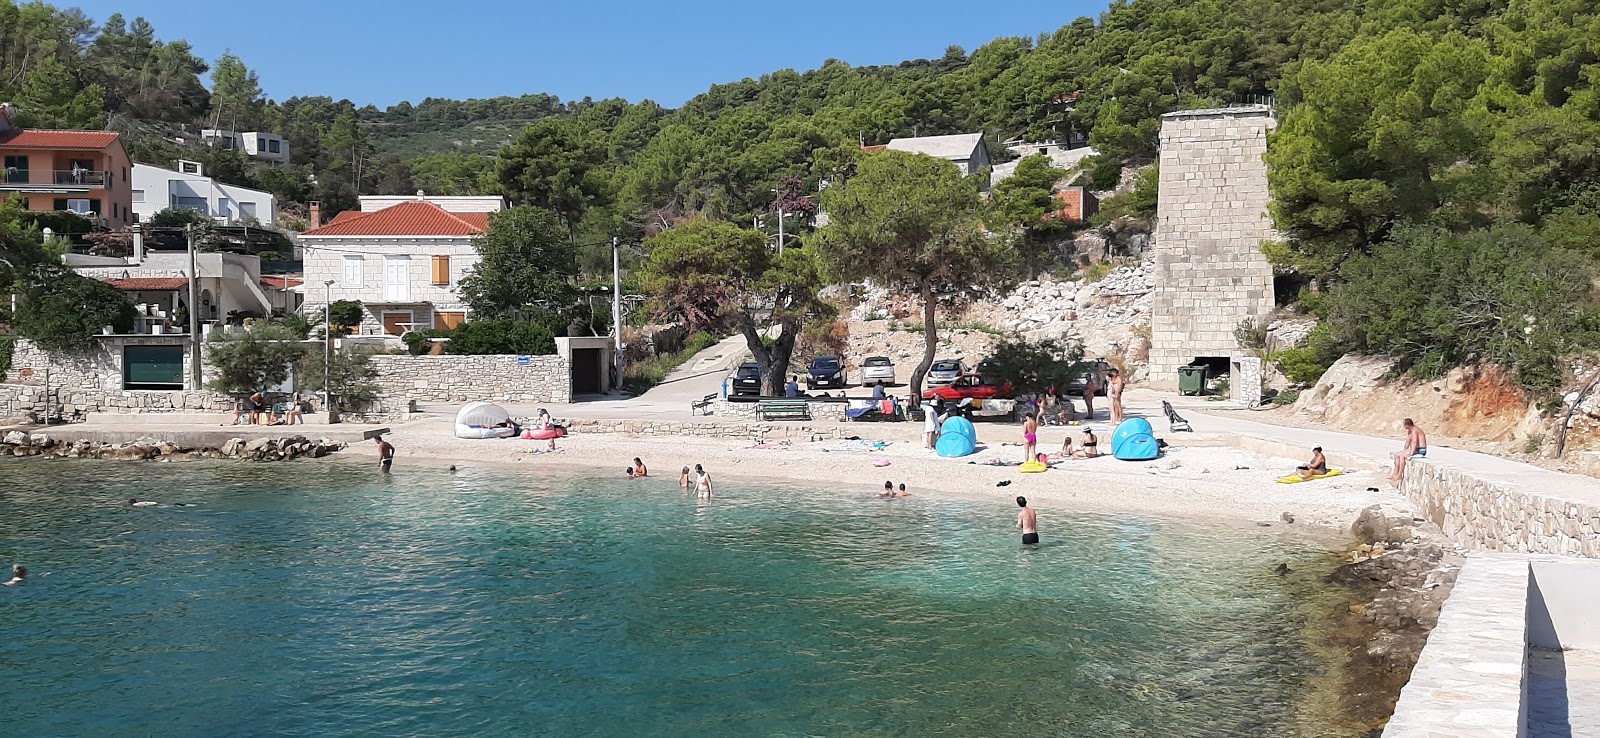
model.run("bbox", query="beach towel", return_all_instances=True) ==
[1277,469,1345,484]
[823,439,891,453]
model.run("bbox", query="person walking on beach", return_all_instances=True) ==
[923,399,943,450]
[375,436,395,473]
[1022,408,1039,463]
[1388,419,1428,482]
[1107,369,1125,425]
[694,464,714,498]
[1016,497,1039,545]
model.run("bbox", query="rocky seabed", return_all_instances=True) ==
[0,431,345,462]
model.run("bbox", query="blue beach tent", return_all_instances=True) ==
[1111,418,1160,461]
[936,416,979,458]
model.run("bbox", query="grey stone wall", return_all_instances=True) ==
[1150,106,1277,389]
[564,417,855,441]
[1404,457,1600,558]
[700,397,848,422]
[368,354,572,406]
[0,337,232,420]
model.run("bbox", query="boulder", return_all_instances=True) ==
[243,437,273,453]
[3,430,27,445]
[1351,504,1418,545]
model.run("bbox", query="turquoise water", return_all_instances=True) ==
[0,460,1340,737]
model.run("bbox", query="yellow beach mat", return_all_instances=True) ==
[1277,469,1344,484]
[1020,460,1050,473]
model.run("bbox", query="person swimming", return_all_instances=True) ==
[632,458,648,477]
[896,483,909,498]
[880,480,895,497]
[3,564,26,585]
[626,467,636,478]
[128,498,158,507]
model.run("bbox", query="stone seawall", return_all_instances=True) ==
[369,354,571,406]
[0,338,233,420]
[1404,457,1600,558]
[565,417,855,441]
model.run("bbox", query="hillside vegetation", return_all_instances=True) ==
[3,0,1599,390]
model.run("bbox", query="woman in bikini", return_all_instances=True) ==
[1022,409,1039,464]
[1075,428,1100,458]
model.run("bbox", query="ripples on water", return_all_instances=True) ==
[0,460,1338,737]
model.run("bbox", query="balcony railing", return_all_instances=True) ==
[52,169,106,186]
[0,169,106,187]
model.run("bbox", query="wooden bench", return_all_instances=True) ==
[690,393,717,416]
[756,399,811,421]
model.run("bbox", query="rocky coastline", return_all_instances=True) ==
[0,430,346,462]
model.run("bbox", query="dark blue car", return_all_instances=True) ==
[806,356,847,389]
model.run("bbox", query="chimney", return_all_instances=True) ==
[130,223,144,264]
[308,201,321,229]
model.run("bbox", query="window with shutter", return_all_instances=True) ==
[431,255,450,285]
[342,256,364,287]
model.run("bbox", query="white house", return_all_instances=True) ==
[299,194,505,337]
[67,234,279,331]
[199,129,290,166]
[132,161,277,227]
[884,132,992,176]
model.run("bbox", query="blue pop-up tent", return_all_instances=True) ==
[936,416,979,458]
[1111,418,1160,461]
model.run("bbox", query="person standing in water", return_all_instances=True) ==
[375,436,395,473]
[1022,408,1039,463]
[694,464,714,498]
[679,466,691,490]
[1016,497,1039,545]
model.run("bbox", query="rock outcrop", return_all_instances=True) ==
[0,434,344,462]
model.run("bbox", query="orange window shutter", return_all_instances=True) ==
[431,255,450,285]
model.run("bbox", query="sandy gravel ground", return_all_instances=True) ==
[362,416,1402,544]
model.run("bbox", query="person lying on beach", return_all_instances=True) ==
[4,565,26,585]
[633,458,648,477]
[1296,446,1328,481]
[128,498,158,507]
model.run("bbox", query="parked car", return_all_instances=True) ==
[926,358,963,387]
[806,356,847,389]
[974,357,1001,385]
[1065,360,1112,397]
[924,374,1014,401]
[860,356,896,386]
[732,362,763,397]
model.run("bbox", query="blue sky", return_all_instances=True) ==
[66,0,1107,108]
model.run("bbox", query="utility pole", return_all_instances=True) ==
[323,280,334,416]
[611,237,623,393]
[772,186,785,254]
[186,224,201,389]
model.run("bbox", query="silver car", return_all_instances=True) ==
[926,358,963,387]
[860,356,896,386]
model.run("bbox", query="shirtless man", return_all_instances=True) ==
[1107,369,1126,425]
[1015,496,1039,545]
[375,436,395,473]
[1022,409,1039,464]
[1297,446,1328,481]
[694,464,713,498]
[1388,419,1428,482]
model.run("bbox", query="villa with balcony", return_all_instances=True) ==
[199,129,290,167]
[0,106,134,227]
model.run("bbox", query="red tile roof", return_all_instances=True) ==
[301,201,491,237]
[260,276,303,289]
[0,129,122,149]
[104,277,188,290]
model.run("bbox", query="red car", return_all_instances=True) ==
[923,374,1013,401]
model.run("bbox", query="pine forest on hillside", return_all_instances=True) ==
[2,0,1600,391]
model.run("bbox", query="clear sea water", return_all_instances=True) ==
[0,460,1346,737]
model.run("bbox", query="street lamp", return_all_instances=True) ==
[323,280,335,416]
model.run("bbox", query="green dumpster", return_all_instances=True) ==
[1178,365,1207,396]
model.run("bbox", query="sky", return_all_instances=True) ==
[64,0,1108,109]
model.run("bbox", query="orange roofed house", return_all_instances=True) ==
[0,104,133,227]
[299,194,504,337]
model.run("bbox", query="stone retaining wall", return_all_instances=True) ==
[1404,457,1600,558]
[0,337,233,420]
[700,397,848,422]
[565,417,855,441]
[368,354,571,406]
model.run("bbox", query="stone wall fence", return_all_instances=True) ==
[0,337,232,420]
[367,354,572,407]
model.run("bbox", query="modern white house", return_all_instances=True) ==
[132,161,276,227]
[299,194,505,337]
[199,129,290,167]
[66,227,279,331]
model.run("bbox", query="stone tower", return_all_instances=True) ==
[1149,106,1277,390]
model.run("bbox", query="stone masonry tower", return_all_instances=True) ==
[1149,106,1276,389]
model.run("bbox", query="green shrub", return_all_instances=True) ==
[1271,389,1301,406]
[205,324,312,394]
[622,330,723,394]
[11,267,137,350]
[1269,347,1331,384]
[442,320,556,355]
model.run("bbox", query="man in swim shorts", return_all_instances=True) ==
[375,436,395,473]
[1388,419,1427,482]
[1016,496,1039,545]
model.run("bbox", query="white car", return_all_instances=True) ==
[860,356,896,386]
[926,358,963,387]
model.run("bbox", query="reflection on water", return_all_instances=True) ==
[0,460,1341,737]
